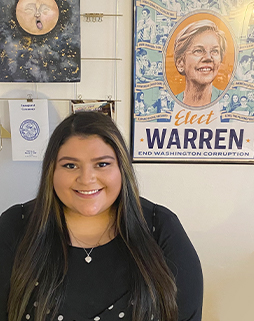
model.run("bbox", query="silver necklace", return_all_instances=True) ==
[68,218,113,264]
[83,248,93,263]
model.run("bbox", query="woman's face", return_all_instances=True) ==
[233,95,239,103]
[16,0,59,35]
[53,135,122,219]
[224,94,229,101]
[177,30,222,87]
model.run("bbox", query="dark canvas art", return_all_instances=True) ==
[0,0,80,82]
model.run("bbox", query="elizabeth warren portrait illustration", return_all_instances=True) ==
[174,20,226,107]
[165,15,235,108]
[0,0,80,82]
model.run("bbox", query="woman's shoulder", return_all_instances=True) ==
[211,85,223,100]
[176,91,184,102]
[0,200,35,249]
[140,197,200,264]
[1,199,35,222]
[140,197,176,217]
[140,197,179,232]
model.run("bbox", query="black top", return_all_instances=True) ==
[0,197,203,321]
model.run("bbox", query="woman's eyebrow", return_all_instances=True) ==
[57,155,115,162]
[57,156,80,162]
[192,44,220,48]
[91,155,116,162]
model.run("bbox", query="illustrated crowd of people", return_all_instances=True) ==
[136,7,179,45]
[157,0,241,16]
[220,91,254,115]
[135,89,175,117]
[137,0,246,37]
[136,48,163,83]
[135,88,254,117]
[136,4,225,48]
[235,52,254,82]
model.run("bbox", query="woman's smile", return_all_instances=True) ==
[73,188,102,198]
[76,189,101,195]
[196,66,213,72]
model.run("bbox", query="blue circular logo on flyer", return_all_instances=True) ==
[19,119,40,141]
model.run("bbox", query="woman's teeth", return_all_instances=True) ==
[77,189,99,195]
[198,67,212,72]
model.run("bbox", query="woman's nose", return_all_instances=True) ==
[76,167,96,185]
[202,50,213,60]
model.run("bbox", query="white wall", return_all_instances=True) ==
[0,1,254,320]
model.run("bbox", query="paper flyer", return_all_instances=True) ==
[8,100,49,161]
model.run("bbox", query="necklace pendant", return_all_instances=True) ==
[85,256,92,263]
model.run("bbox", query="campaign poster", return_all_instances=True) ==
[0,0,80,82]
[132,0,254,163]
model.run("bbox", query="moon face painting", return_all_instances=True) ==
[16,0,59,35]
[0,0,80,82]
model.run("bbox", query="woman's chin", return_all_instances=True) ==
[191,78,215,88]
[197,72,217,85]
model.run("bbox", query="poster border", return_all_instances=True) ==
[130,0,254,165]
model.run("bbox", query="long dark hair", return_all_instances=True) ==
[8,112,177,321]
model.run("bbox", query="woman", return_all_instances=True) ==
[135,91,148,115]
[229,93,241,111]
[220,93,230,112]
[174,20,227,107]
[0,112,203,321]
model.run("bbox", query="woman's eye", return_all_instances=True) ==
[63,163,77,169]
[193,49,203,55]
[211,49,219,55]
[97,162,110,168]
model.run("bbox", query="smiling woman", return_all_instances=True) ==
[16,0,59,35]
[174,19,227,107]
[0,112,203,321]
[53,135,122,221]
